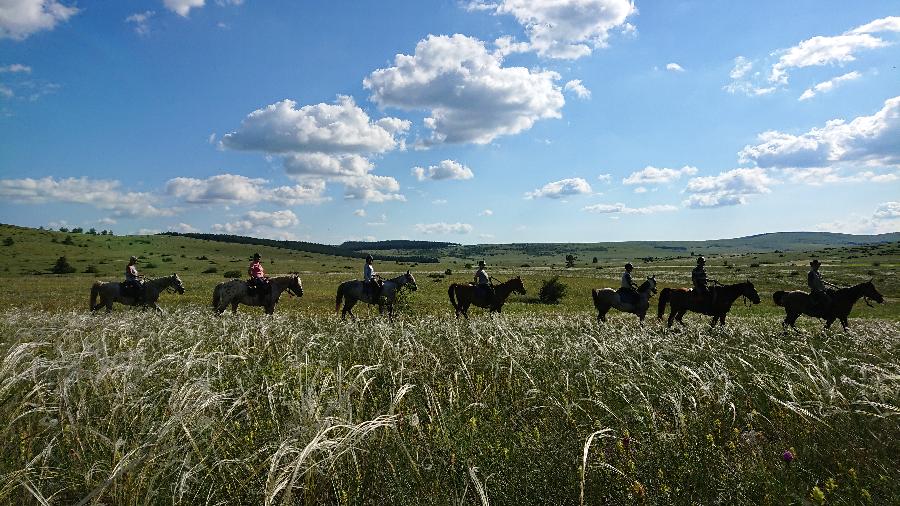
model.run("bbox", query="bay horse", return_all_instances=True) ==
[90,274,185,313]
[591,276,657,323]
[335,271,417,321]
[773,280,883,330]
[448,276,526,318]
[657,281,760,328]
[212,274,303,315]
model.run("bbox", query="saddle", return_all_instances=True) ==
[365,279,383,298]
[247,278,270,300]
[120,281,144,301]
[617,287,638,305]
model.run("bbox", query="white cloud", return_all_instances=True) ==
[633,186,647,193]
[874,201,900,219]
[415,222,473,235]
[683,168,774,208]
[479,209,493,216]
[582,203,678,214]
[283,153,373,178]
[364,34,565,145]
[596,173,612,183]
[785,167,899,185]
[798,71,861,101]
[724,57,776,96]
[165,174,329,206]
[729,56,753,80]
[412,159,474,181]
[353,209,366,217]
[525,177,592,199]
[97,217,117,225]
[622,165,698,185]
[125,10,155,35]
[168,222,199,233]
[432,199,448,205]
[342,174,405,203]
[0,176,174,217]
[769,16,900,85]
[0,0,78,40]
[816,202,900,234]
[739,96,900,170]
[564,79,591,99]
[212,209,299,234]
[666,63,684,72]
[479,0,636,59]
[0,63,31,73]
[163,0,204,17]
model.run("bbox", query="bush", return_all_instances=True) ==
[444,269,452,275]
[62,236,75,246]
[538,276,567,304]
[83,265,99,274]
[3,237,13,246]
[223,270,241,278]
[51,256,76,274]
[203,267,218,274]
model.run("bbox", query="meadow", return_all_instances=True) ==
[1,225,899,504]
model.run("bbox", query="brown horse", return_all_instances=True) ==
[448,277,526,318]
[773,280,884,330]
[212,274,303,315]
[657,281,761,328]
[90,274,186,313]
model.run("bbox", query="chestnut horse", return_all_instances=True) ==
[657,281,761,328]
[448,276,526,318]
[773,280,883,330]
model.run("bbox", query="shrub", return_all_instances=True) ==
[203,267,218,274]
[145,262,159,269]
[223,270,241,278]
[84,265,99,274]
[51,256,76,274]
[62,236,75,246]
[3,237,13,246]
[539,276,567,304]
[444,269,452,275]
[565,254,576,268]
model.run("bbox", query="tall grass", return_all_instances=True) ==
[1,310,898,504]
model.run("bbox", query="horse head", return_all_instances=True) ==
[864,280,884,304]
[172,273,186,294]
[742,280,761,304]
[511,276,527,295]
[405,270,418,291]
[640,276,657,294]
[290,274,304,297]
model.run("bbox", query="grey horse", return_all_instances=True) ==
[335,271,417,321]
[212,274,303,315]
[90,273,185,313]
[591,276,657,323]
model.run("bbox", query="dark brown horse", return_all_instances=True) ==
[448,277,526,318]
[657,281,761,328]
[773,280,884,330]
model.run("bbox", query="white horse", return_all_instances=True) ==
[335,271,417,321]
[90,274,186,313]
[212,274,303,315]
[591,276,657,323]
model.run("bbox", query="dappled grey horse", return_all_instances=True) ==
[90,273,185,313]
[335,271,417,321]
[212,274,303,315]
[591,276,657,323]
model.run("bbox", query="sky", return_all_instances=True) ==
[1,0,899,244]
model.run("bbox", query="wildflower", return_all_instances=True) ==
[782,450,794,463]
[810,485,825,505]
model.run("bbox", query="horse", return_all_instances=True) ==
[335,271,417,321]
[90,274,185,313]
[773,280,884,330]
[591,276,657,323]
[657,281,761,328]
[212,274,303,315]
[447,276,526,318]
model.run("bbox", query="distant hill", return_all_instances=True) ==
[340,240,461,251]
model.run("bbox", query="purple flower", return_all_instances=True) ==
[782,450,794,463]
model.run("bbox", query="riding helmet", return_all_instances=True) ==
[697,256,706,264]
[365,254,374,262]
[624,262,634,270]
[130,256,138,262]
[810,259,821,267]
[478,260,486,267]
[252,253,261,260]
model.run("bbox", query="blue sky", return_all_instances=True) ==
[1,0,899,243]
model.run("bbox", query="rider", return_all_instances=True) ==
[619,262,639,304]
[474,260,494,303]
[248,253,268,298]
[808,259,837,310]
[124,255,144,304]
[692,256,716,304]
[364,254,382,297]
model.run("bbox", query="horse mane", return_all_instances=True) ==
[637,279,653,292]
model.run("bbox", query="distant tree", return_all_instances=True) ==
[592,257,598,263]
[100,230,108,235]
[3,237,13,247]
[72,227,84,234]
[539,276,567,304]
[87,228,97,235]
[59,227,69,232]
[565,254,576,268]
[51,256,76,274]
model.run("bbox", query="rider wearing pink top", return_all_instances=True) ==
[248,253,268,297]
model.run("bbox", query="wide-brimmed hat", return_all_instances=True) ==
[810,259,821,267]
[252,253,261,260]
[697,256,706,264]
[365,254,373,262]
[625,262,634,270]
[130,255,138,262]
[477,260,486,267]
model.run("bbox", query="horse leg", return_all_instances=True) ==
[709,316,718,327]
[719,314,726,326]
[676,311,687,326]
[153,303,162,314]
[666,311,675,328]
[231,302,239,315]
[840,317,849,330]
[597,306,609,323]
[825,318,835,329]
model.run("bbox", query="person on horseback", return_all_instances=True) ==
[247,252,268,299]
[619,263,639,305]
[364,254,382,298]
[474,260,494,303]
[124,255,144,304]
[692,256,716,304]
[808,259,837,311]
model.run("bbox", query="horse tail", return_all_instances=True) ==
[773,290,786,307]
[335,283,344,314]
[448,284,459,311]
[657,288,672,320]
[591,288,601,309]
[212,284,221,310]
[90,281,101,310]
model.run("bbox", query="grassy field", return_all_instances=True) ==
[1,224,899,504]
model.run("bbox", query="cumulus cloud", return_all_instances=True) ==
[212,210,299,234]
[582,203,678,214]
[479,208,493,216]
[0,63,31,73]
[666,63,684,72]
[353,209,366,217]
[364,34,565,145]
[622,165,698,185]
[0,176,174,217]
[0,0,78,40]
[785,167,899,185]
[414,222,473,234]
[816,201,900,234]
[683,168,774,208]
[125,10,155,35]
[165,174,329,206]
[769,16,900,85]
[342,174,405,203]
[723,56,776,96]
[873,201,900,219]
[475,0,636,59]
[412,159,474,181]
[525,177,592,199]
[739,96,900,170]
[163,0,204,17]
[564,79,591,99]
[798,71,861,101]
[168,222,199,233]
